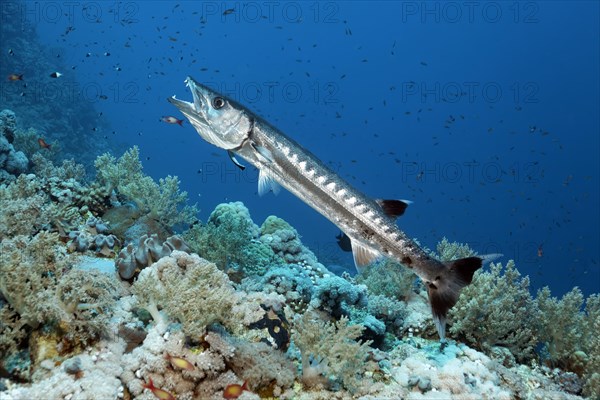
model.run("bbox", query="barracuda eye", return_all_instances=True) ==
[212,97,225,109]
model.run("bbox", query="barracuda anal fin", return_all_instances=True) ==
[258,168,281,196]
[350,239,381,273]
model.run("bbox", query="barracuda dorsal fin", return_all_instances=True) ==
[376,199,412,219]
[258,169,280,196]
[350,239,381,273]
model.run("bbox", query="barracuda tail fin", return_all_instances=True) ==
[427,256,484,341]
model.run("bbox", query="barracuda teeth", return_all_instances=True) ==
[298,161,307,171]
[317,176,326,184]
[346,197,357,205]
[326,182,336,191]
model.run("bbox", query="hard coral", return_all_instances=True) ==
[310,274,368,318]
[0,109,29,182]
[259,215,320,266]
[449,260,540,364]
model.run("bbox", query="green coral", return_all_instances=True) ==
[259,215,320,266]
[293,310,374,392]
[536,286,585,370]
[536,287,600,397]
[436,237,477,261]
[582,294,600,398]
[260,215,294,235]
[449,260,540,363]
[94,146,198,229]
[131,251,237,336]
[184,202,281,275]
[355,258,416,302]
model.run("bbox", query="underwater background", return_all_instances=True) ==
[1,1,599,399]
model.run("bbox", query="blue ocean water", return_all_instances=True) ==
[6,0,600,297]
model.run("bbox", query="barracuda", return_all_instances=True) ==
[168,76,491,340]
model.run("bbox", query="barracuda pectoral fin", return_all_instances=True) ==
[258,168,281,196]
[251,142,274,163]
[376,199,412,218]
[227,150,246,170]
[350,239,381,273]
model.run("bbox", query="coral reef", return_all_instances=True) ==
[0,109,597,400]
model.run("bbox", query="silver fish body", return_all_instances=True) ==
[169,77,486,340]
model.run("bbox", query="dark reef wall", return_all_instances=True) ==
[0,0,111,170]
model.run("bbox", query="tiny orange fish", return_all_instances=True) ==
[142,378,175,400]
[37,138,51,149]
[223,381,248,399]
[161,116,184,126]
[537,244,543,258]
[164,353,194,371]
[7,74,23,81]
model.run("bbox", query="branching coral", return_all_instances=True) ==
[449,260,540,363]
[94,146,198,229]
[292,310,374,392]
